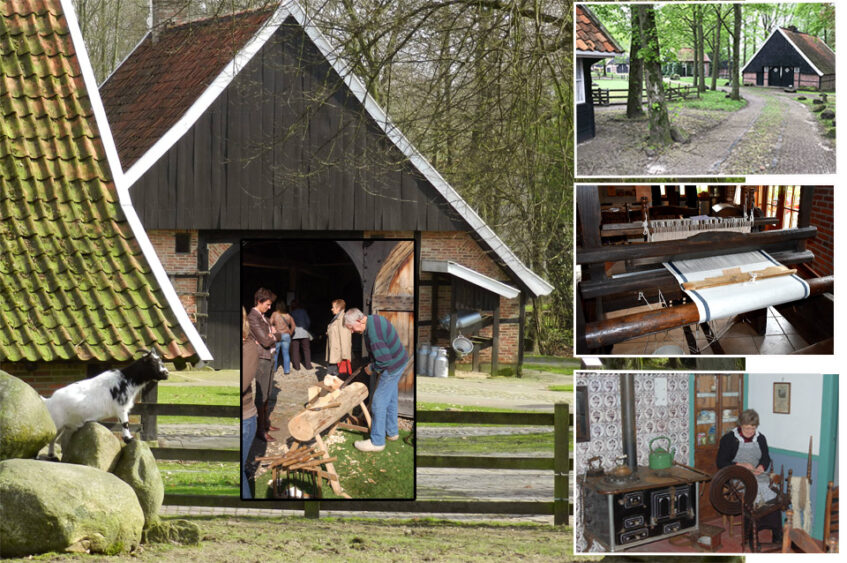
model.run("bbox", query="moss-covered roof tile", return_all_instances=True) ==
[1,0,195,363]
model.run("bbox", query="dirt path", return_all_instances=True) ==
[577,86,834,176]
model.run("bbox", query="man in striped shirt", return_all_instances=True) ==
[345,308,409,452]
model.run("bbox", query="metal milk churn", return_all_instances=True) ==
[427,345,439,377]
[433,348,449,378]
[417,343,431,376]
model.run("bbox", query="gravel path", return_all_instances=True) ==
[577,86,834,176]
[417,370,571,411]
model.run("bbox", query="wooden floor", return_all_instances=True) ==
[623,515,780,554]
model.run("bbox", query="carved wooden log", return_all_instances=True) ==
[584,276,833,349]
[288,382,369,441]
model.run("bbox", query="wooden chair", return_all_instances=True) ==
[782,482,839,553]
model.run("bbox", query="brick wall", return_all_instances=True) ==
[807,186,834,276]
[2,362,87,396]
[743,71,757,86]
[798,73,820,89]
[420,231,521,365]
[208,242,233,270]
[148,230,200,320]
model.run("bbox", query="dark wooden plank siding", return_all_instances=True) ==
[132,17,462,233]
[745,32,817,75]
[575,58,596,143]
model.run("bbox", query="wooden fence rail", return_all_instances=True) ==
[592,84,699,106]
[132,401,573,524]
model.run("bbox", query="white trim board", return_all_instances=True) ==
[60,0,213,362]
[576,51,619,59]
[422,260,521,299]
[107,0,553,298]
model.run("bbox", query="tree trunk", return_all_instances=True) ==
[288,382,369,441]
[711,8,721,90]
[636,5,673,146]
[626,7,644,118]
[731,5,742,99]
[696,8,706,92]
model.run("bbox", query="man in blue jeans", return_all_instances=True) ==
[344,308,409,452]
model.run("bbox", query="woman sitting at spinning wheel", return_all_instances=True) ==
[716,408,782,544]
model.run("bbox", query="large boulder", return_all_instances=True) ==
[0,459,144,557]
[0,371,56,460]
[112,440,164,528]
[62,422,123,472]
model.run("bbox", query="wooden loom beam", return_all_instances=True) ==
[576,226,818,266]
[583,276,833,349]
[579,250,815,300]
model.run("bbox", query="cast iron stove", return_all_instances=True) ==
[582,465,709,552]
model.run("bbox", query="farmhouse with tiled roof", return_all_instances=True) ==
[575,4,624,142]
[0,0,211,394]
[99,0,552,401]
[742,26,835,91]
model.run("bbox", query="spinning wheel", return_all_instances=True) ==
[710,465,757,515]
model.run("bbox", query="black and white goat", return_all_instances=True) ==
[43,349,169,458]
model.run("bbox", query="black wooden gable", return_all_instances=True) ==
[130,17,464,232]
[744,31,818,75]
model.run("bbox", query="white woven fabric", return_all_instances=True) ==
[664,250,810,322]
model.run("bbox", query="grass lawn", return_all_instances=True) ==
[156,386,238,424]
[418,402,528,414]
[418,431,572,455]
[669,88,747,112]
[158,460,239,496]
[10,516,576,561]
[523,363,575,377]
[252,429,414,500]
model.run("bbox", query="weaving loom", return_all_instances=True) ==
[648,216,754,242]
[665,250,809,322]
[576,185,834,355]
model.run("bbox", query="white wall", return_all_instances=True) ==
[746,374,822,454]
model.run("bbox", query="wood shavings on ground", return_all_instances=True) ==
[323,432,347,447]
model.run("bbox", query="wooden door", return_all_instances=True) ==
[207,248,240,369]
[371,241,414,417]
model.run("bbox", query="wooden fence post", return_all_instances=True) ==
[140,383,158,441]
[553,402,569,526]
[305,500,320,519]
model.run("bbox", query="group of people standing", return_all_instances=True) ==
[242,287,408,498]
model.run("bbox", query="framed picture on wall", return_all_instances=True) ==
[773,382,791,414]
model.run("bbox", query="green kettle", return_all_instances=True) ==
[649,436,675,470]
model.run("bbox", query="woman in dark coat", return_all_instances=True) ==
[241,307,258,498]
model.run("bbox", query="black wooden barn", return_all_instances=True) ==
[575,4,624,143]
[742,26,835,91]
[99,0,553,400]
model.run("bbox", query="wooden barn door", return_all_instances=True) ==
[371,241,414,415]
[207,248,240,369]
